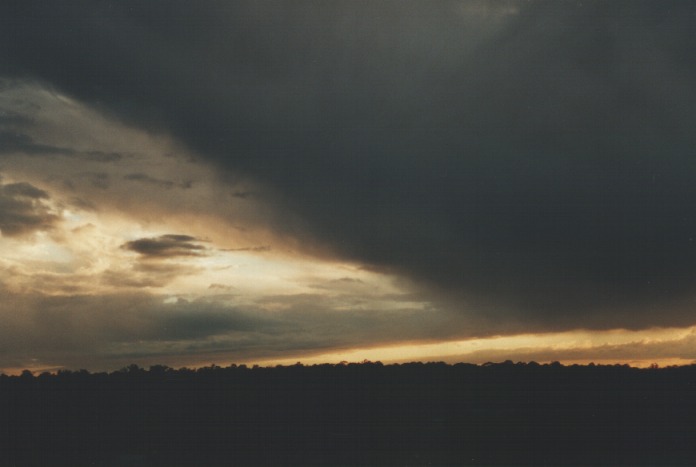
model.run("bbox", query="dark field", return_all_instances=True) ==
[2,361,696,466]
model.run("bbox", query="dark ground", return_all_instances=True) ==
[2,361,695,466]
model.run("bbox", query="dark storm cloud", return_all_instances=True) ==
[122,234,206,259]
[0,181,57,237]
[231,191,255,199]
[3,1,696,330]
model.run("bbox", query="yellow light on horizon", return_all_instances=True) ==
[253,326,696,368]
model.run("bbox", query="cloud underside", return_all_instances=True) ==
[0,130,123,162]
[0,289,442,370]
[3,288,696,372]
[122,234,206,258]
[1,0,696,340]
[0,181,57,236]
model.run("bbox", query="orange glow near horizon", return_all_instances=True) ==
[251,326,696,369]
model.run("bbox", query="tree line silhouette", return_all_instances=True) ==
[2,360,696,466]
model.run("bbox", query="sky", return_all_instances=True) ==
[1,0,696,373]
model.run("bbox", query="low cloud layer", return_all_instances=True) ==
[0,285,438,371]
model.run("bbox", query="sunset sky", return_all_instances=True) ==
[1,0,696,373]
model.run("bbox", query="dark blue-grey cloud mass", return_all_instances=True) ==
[2,1,696,330]
[122,234,206,259]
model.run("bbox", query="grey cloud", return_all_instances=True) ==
[122,234,206,259]
[0,109,32,127]
[82,150,123,162]
[0,291,264,369]
[251,292,450,343]
[78,172,109,190]
[0,132,125,161]
[2,1,696,332]
[4,260,200,295]
[310,276,368,293]
[0,130,124,161]
[0,97,125,161]
[100,266,188,289]
[0,130,65,155]
[68,197,97,211]
[124,172,190,189]
[223,245,271,253]
[0,289,440,371]
[153,304,260,340]
[329,277,364,286]
[2,181,48,199]
[0,180,57,236]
